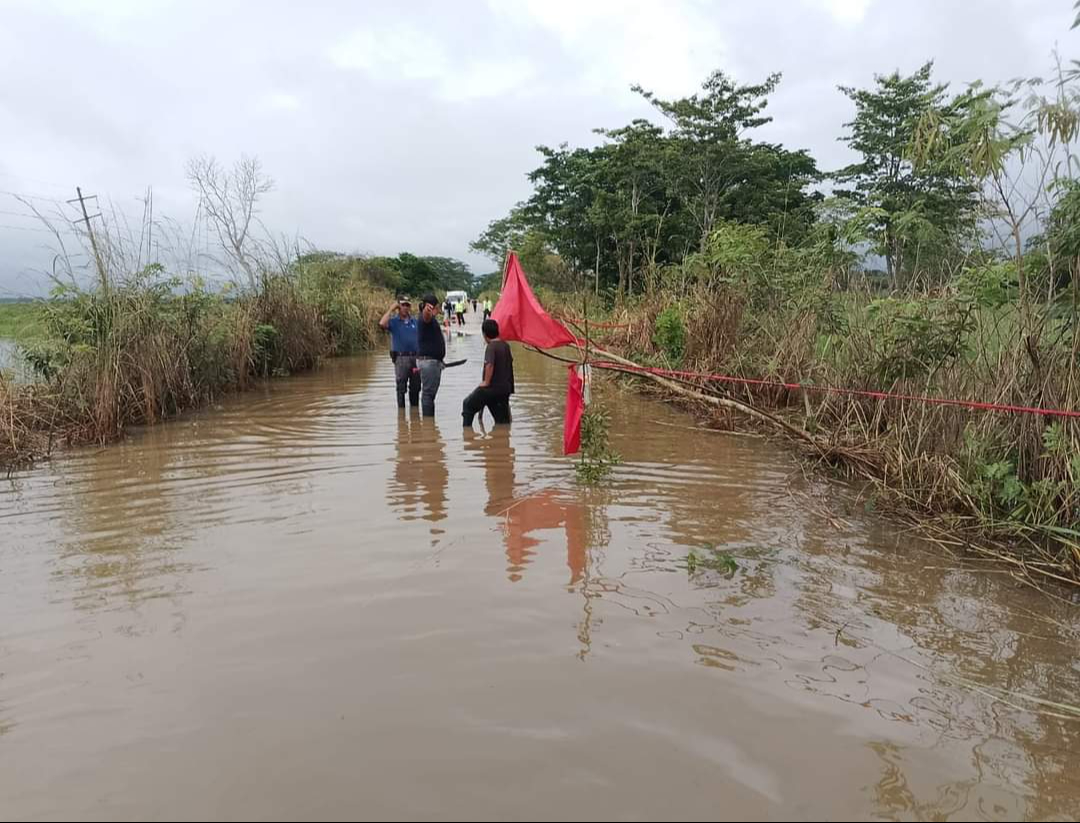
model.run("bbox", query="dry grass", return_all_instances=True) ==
[548,282,1080,589]
[0,274,391,471]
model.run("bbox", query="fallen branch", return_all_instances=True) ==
[527,344,827,457]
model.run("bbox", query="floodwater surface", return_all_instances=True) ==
[2,316,1079,821]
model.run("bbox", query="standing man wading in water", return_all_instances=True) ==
[416,294,446,417]
[379,296,419,409]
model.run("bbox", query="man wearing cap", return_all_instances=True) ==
[416,294,446,417]
[379,296,419,409]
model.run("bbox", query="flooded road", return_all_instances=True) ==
[2,319,1079,821]
[0,339,26,381]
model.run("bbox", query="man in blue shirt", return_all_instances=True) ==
[379,296,419,409]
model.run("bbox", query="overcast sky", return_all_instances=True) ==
[0,0,1075,295]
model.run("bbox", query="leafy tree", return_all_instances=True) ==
[635,70,820,249]
[836,62,979,287]
[473,67,821,296]
[470,206,532,262]
[421,256,474,292]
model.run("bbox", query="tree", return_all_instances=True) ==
[635,70,819,251]
[421,256,474,292]
[186,154,274,290]
[383,253,437,296]
[836,63,979,287]
[525,143,606,278]
[590,120,674,295]
[472,67,821,298]
[470,206,533,263]
[474,269,503,295]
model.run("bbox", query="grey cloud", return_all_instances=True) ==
[0,0,1074,294]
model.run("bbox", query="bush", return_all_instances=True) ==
[576,406,621,484]
[3,259,392,467]
[653,304,687,365]
[865,296,973,383]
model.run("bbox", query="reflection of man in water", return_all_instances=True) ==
[464,428,586,584]
[390,410,448,529]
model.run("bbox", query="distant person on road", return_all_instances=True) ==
[471,298,478,313]
[483,298,494,321]
[379,296,419,409]
[417,294,446,417]
[462,318,514,427]
[455,299,466,327]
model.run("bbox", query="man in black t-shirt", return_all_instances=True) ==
[417,294,447,417]
[462,319,514,428]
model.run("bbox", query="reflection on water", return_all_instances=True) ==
[1,315,1079,821]
[0,338,24,381]
[465,427,590,585]
[389,409,448,535]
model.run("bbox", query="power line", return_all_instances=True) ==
[1,187,154,228]
[0,171,74,192]
[0,222,58,233]
[1,187,153,221]
[0,188,65,203]
[0,208,54,220]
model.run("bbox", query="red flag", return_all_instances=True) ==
[492,252,581,350]
[564,365,584,455]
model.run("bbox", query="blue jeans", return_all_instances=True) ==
[418,359,443,417]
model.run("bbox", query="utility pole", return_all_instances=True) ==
[69,187,107,295]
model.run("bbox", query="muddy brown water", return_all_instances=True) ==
[2,318,1080,822]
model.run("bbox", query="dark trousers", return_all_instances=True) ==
[393,354,420,408]
[455,312,465,326]
[462,387,512,427]
[483,309,491,320]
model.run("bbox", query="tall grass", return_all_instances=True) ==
[0,260,389,470]
[551,225,1080,584]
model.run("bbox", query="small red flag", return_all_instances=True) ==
[491,252,581,350]
[564,365,584,456]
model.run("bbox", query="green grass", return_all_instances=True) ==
[686,546,739,577]
[0,302,44,341]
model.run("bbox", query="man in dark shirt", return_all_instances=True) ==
[417,294,446,417]
[462,319,514,427]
